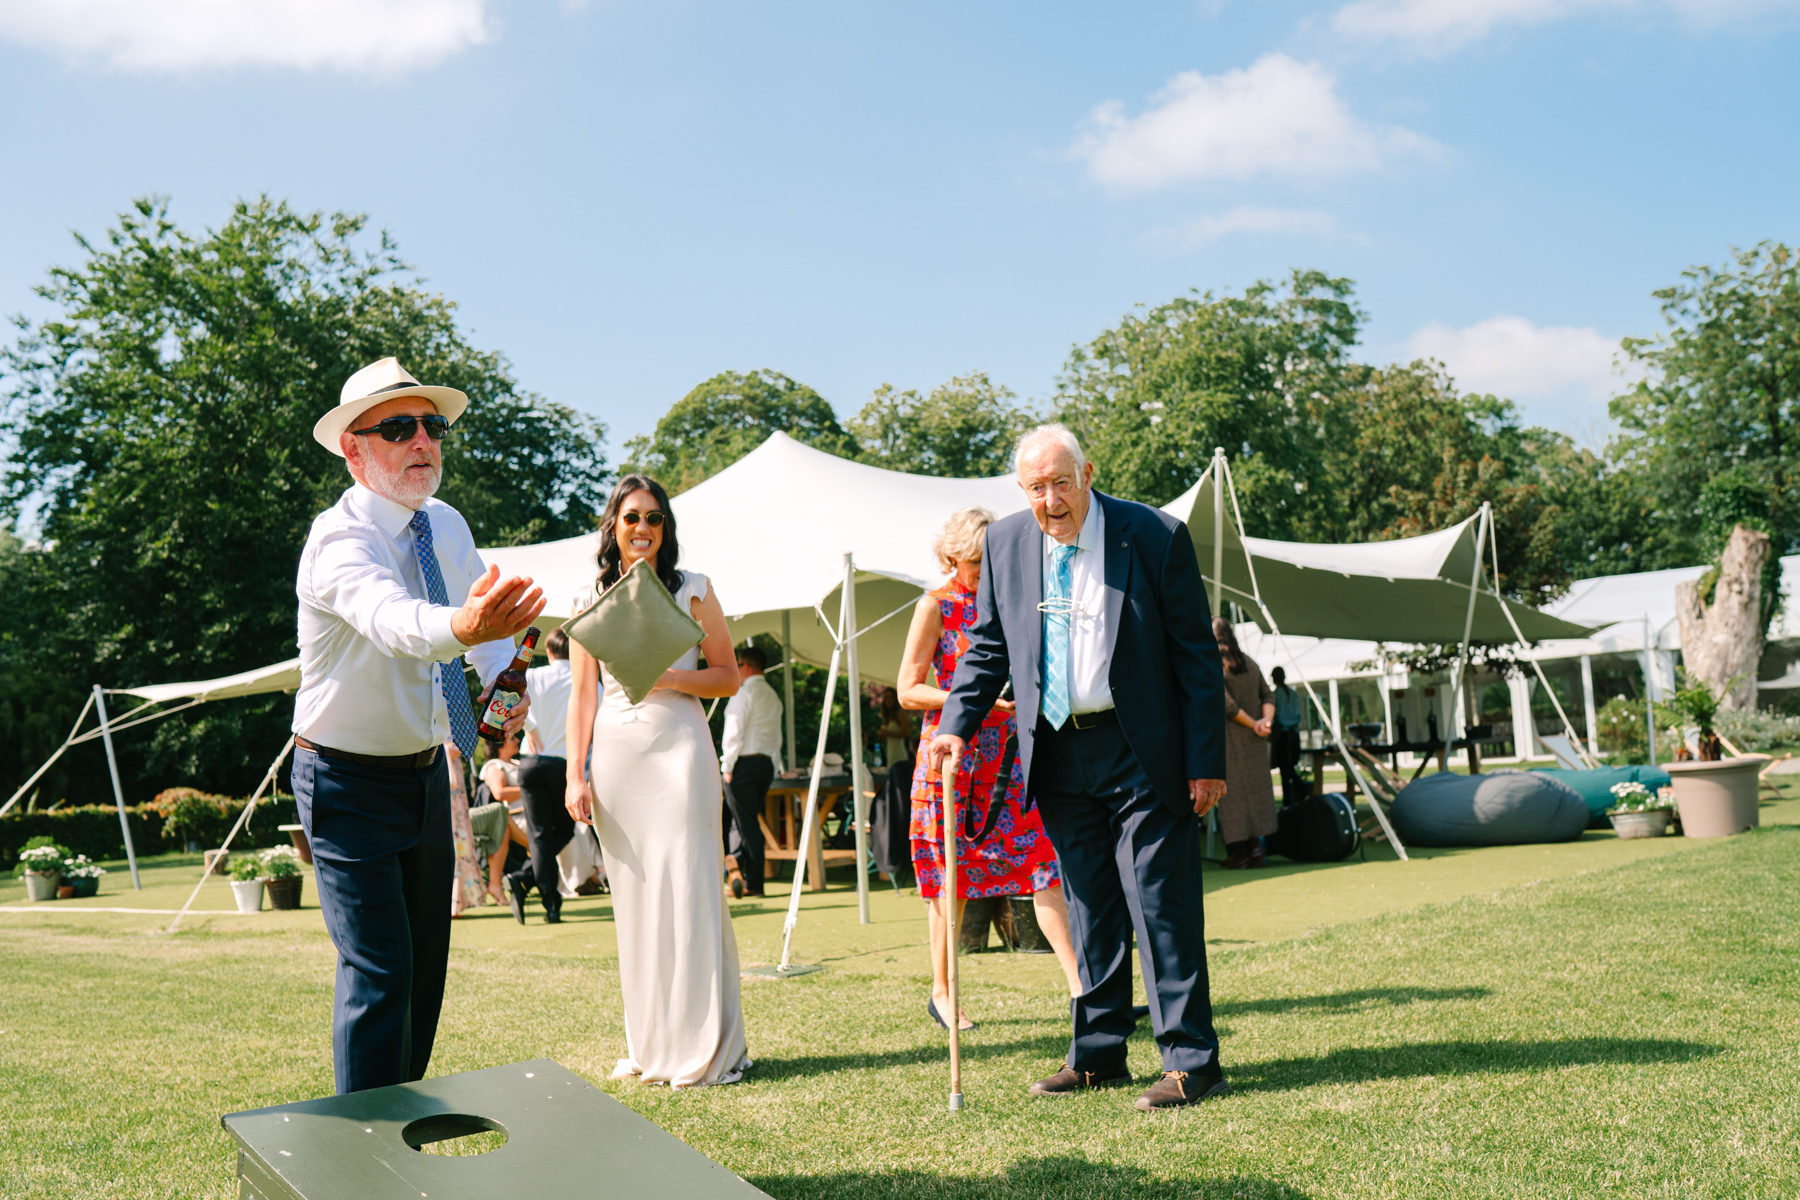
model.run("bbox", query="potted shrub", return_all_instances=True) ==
[261,846,305,910]
[16,840,67,902]
[150,787,230,853]
[228,853,266,913]
[59,854,106,898]
[1605,781,1674,838]
[1661,671,1767,837]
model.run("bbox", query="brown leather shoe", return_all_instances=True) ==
[1134,1063,1229,1110]
[1029,1064,1132,1096]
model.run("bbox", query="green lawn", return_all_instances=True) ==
[4,790,1799,1198]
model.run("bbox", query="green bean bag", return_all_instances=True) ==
[1529,766,1673,829]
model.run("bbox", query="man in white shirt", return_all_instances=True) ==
[719,644,782,898]
[505,626,578,924]
[293,357,545,1095]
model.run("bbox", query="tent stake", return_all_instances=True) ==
[93,685,141,890]
[844,555,872,924]
[777,631,844,971]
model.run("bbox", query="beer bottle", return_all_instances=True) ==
[476,626,541,743]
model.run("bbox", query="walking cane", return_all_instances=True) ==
[943,750,964,1112]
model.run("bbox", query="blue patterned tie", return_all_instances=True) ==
[409,510,480,758]
[1041,543,1076,731]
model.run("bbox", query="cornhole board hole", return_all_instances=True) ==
[221,1059,768,1199]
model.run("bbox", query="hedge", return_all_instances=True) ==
[1,797,298,870]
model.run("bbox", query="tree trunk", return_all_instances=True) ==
[1675,523,1771,712]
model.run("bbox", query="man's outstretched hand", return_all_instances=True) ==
[452,563,546,646]
[1190,778,1226,816]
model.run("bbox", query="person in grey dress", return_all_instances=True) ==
[1214,617,1277,869]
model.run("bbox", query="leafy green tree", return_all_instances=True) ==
[847,372,1036,478]
[1610,241,1800,565]
[0,196,609,799]
[621,369,855,493]
[1053,269,1365,535]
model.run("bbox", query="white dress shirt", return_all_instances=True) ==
[293,484,513,756]
[1045,494,1113,716]
[523,658,573,759]
[720,673,784,774]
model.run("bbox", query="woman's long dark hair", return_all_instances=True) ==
[1213,615,1247,676]
[596,474,683,594]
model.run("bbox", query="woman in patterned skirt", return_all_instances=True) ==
[897,507,1082,1031]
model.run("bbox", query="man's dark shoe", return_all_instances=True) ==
[1134,1063,1229,1110]
[1028,1064,1131,1097]
[542,909,562,925]
[507,875,528,925]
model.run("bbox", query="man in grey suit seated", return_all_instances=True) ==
[928,424,1230,1110]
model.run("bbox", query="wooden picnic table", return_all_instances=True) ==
[762,776,858,892]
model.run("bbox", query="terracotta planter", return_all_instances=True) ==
[265,875,304,911]
[203,849,233,876]
[57,884,75,899]
[231,879,266,913]
[280,824,314,865]
[1661,755,1767,838]
[23,871,60,902]
[1608,809,1672,839]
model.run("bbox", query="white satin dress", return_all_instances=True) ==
[581,570,751,1087]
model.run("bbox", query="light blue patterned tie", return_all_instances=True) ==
[409,509,480,758]
[1041,543,1076,731]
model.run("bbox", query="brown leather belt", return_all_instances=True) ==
[294,736,441,770]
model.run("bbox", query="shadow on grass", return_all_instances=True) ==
[1235,1037,1721,1093]
[1216,985,1490,1017]
[749,1155,1313,1199]
[750,1035,1064,1080]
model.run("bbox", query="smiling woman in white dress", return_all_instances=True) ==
[563,473,751,1088]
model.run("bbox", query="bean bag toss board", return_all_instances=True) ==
[222,1059,768,1199]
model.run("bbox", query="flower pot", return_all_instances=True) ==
[57,884,75,899]
[279,824,313,865]
[231,878,266,913]
[1661,755,1768,838]
[1007,895,1054,953]
[203,849,232,876]
[23,871,60,902]
[265,875,304,911]
[1608,809,1672,839]
[69,877,99,899]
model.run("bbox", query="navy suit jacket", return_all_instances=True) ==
[939,490,1227,816]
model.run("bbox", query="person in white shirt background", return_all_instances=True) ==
[502,626,580,923]
[292,357,545,1095]
[719,644,782,899]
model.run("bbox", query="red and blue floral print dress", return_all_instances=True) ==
[909,578,1061,900]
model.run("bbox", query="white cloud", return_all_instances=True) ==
[1160,206,1337,248]
[1334,0,1800,56]
[0,0,490,73]
[1403,316,1626,403]
[1072,54,1438,192]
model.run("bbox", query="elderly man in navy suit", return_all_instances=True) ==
[929,424,1229,1110]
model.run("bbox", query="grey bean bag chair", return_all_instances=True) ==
[1390,769,1588,847]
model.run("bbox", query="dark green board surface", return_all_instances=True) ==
[221,1059,769,1199]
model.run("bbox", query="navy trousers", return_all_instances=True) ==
[293,746,452,1095]
[1032,719,1220,1074]
[514,754,573,915]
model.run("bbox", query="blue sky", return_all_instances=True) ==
[2,0,1796,458]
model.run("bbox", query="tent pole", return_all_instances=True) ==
[779,635,844,970]
[1211,448,1224,593]
[1449,503,1491,742]
[1642,614,1658,762]
[1216,457,1408,859]
[1484,515,1596,768]
[168,735,295,933]
[782,610,798,773]
[93,685,141,891]
[844,554,872,925]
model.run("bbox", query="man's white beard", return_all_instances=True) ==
[364,454,441,507]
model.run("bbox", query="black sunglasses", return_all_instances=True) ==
[621,510,665,527]
[350,414,450,442]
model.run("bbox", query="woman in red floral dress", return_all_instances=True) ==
[898,507,1081,1031]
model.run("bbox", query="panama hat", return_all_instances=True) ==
[313,357,470,456]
